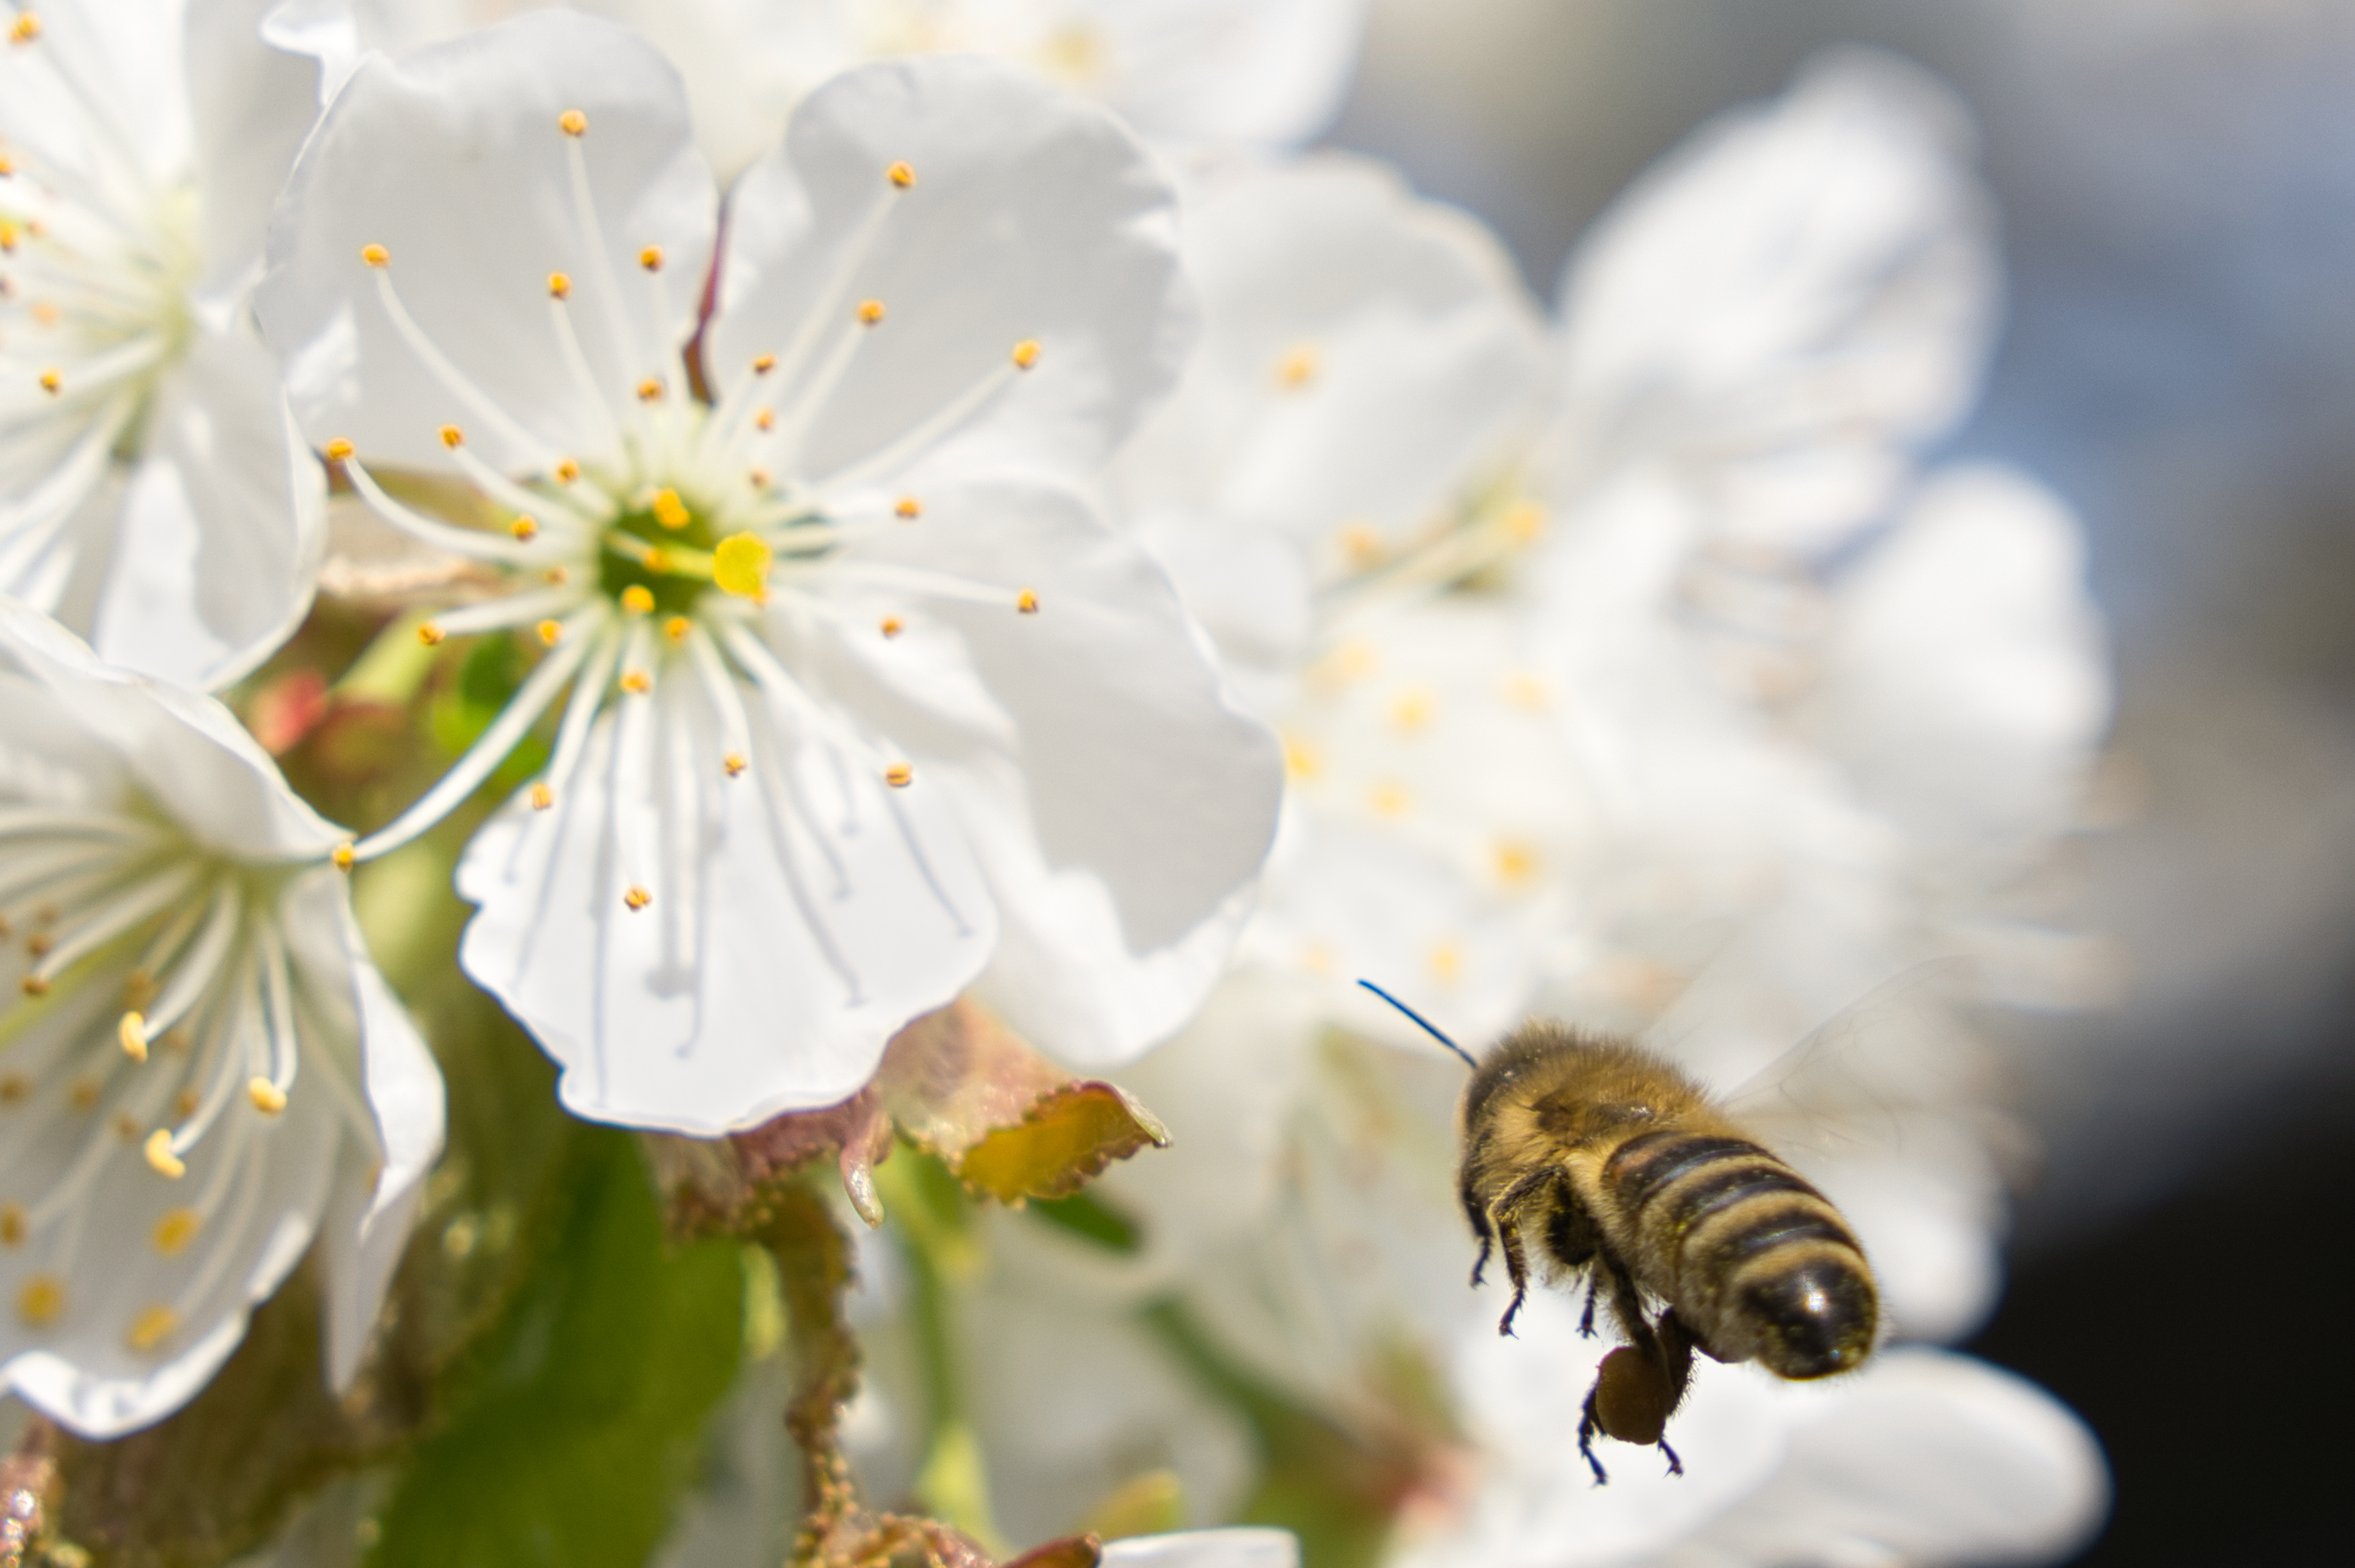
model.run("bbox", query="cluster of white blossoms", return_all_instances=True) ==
[0,3,2117,1567]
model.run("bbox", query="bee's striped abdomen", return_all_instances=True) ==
[1600,1128,1877,1380]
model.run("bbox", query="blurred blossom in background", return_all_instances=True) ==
[0,1,2345,1565]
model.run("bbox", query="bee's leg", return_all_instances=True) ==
[1658,1437,1684,1478]
[1578,1273,1601,1338]
[1493,1216,1532,1336]
[1598,1255,1655,1353]
[1576,1386,1611,1486]
[1469,1231,1493,1289]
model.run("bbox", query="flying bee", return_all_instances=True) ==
[1359,981,1881,1483]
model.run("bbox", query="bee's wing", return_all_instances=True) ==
[1707,958,1987,1164]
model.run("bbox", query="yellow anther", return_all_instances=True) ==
[1369,780,1412,817]
[887,160,916,188]
[1500,669,1549,710]
[620,585,655,615]
[637,377,664,402]
[544,565,570,585]
[0,153,10,175]
[751,353,777,374]
[1282,735,1323,783]
[1338,522,1384,568]
[1494,839,1540,888]
[9,14,41,44]
[753,407,775,431]
[144,1130,186,1180]
[537,618,562,646]
[118,1011,149,1062]
[1428,941,1464,985]
[1502,500,1548,544]
[639,245,664,271]
[894,495,921,520]
[0,221,17,251]
[713,532,773,599]
[68,1077,98,1112]
[879,616,904,639]
[17,1276,63,1328]
[1015,588,1041,615]
[128,1303,178,1353]
[1011,339,1042,370]
[360,243,390,267]
[332,842,355,871]
[0,1205,23,1246]
[324,437,355,462]
[0,1074,28,1105]
[439,423,464,448]
[883,762,914,789]
[1388,685,1435,733]
[857,298,886,325]
[723,752,748,778]
[663,615,691,643]
[25,933,49,958]
[152,1208,199,1256]
[30,300,57,325]
[114,1111,143,1144]
[548,270,572,299]
[511,515,539,541]
[748,467,773,489]
[620,669,651,695]
[1314,640,1376,687]
[1274,344,1320,390]
[417,620,445,647]
[248,1078,287,1115]
[522,784,553,817]
[555,457,582,484]
[622,885,652,912]
[37,367,60,395]
[651,488,691,529]
[559,107,588,137]
[19,975,48,997]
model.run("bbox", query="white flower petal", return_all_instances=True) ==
[456,669,998,1134]
[187,0,325,303]
[1080,0,1367,149]
[86,329,327,690]
[259,8,719,473]
[1099,1528,1300,1568]
[709,56,1193,487]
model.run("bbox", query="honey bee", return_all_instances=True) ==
[1359,982,1880,1483]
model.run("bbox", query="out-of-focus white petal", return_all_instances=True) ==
[88,330,326,690]
[709,56,1193,487]
[1100,1527,1300,1568]
[187,0,324,303]
[258,8,718,473]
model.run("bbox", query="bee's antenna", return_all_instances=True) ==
[1358,979,1478,1070]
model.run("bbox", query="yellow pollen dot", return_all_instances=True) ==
[9,14,41,44]
[884,762,914,789]
[324,437,354,462]
[19,975,48,997]
[1282,735,1323,782]
[174,1087,198,1118]
[555,457,582,484]
[857,298,886,325]
[751,353,777,374]
[548,270,572,298]
[0,1074,27,1105]
[559,107,587,137]
[713,532,773,599]
[152,1208,199,1256]
[1429,941,1464,985]
[0,1205,23,1245]
[0,221,17,251]
[1300,941,1336,976]
[1011,339,1042,370]
[128,1304,178,1353]
[748,467,773,489]
[439,423,464,448]
[360,243,390,267]
[144,1130,185,1180]
[417,621,445,647]
[30,300,59,325]
[1369,779,1412,817]
[530,783,554,811]
[511,515,539,542]
[536,620,564,647]
[879,616,904,639]
[887,160,916,188]
[1016,588,1040,614]
[754,407,775,431]
[651,488,691,529]
[894,495,921,520]
[620,669,651,695]
[1502,500,1548,544]
[643,543,673,569]
[1500,670,1549,710]
[620,585,655,615]
[1312,639,1378,686]
[723,751,748,778]
[1494,840,1540,887]
[37,367,60,395]
[637,377,664,402]
[1389,685,1436,733]
[25,932,50,958]
[118,1011,149,1062]
[17,1276,63,1328]
[639,244,664,271]
[663,615,691,643]
[248,1078,287,1116]
[0,153,10,176]
[69,1077,99,1112]
[623,886,652,912]
[113,1112,143,1143]
[332,842,355,871]
[1338,522,1384,568]
[544,565,570,585]
[1274,344,1320,389]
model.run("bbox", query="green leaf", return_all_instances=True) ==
[368,1132,743,1568]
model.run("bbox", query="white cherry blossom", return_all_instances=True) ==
[255,12,1281,1134]
[0,0,325,690]
[0,601,442,1438]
